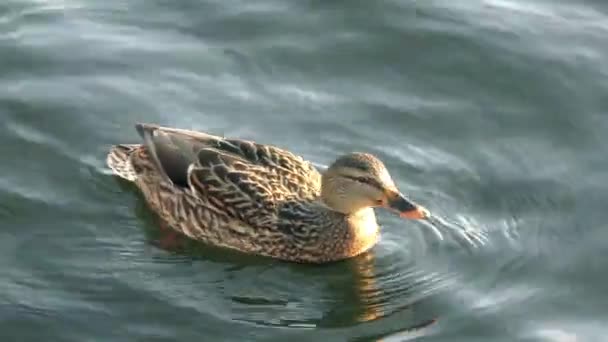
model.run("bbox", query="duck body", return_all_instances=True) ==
[107,124,381,263]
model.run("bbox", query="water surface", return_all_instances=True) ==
[1,0,607,341]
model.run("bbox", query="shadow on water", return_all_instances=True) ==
[112,177,444,338]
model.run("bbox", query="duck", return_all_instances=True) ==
[107,123,429,263]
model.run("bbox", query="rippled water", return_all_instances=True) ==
[1,0,607,341]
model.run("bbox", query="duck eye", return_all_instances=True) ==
[355,177,371,184]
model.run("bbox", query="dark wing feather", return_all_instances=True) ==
[137,123,317,171]
[137,123,206,187]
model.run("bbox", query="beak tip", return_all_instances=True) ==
[400,206,430,220]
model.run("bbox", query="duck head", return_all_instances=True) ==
[321,152,429,219]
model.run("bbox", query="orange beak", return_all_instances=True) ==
[386,191,429,220]
[399,206,430,220]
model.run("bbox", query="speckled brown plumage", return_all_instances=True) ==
[107,123,382,263]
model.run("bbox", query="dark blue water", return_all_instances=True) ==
[1,1,607,341]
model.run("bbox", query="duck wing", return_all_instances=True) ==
[136,123,322,228]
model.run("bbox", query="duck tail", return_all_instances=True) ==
[107,144,141,182]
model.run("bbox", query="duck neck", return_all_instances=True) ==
[312,204,380,261]
[345,207,379,238]
[347,208,378,229]
[315,201,378,235]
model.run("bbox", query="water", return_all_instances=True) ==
[1,1,607,341]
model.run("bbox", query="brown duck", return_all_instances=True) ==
[107,123,428,263]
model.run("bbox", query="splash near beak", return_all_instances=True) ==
[387,192,429,220]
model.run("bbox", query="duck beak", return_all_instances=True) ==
[386,191,429,220]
